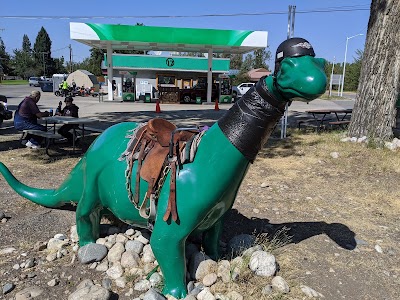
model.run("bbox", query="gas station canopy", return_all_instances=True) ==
[70,23,268,54]
[70,22,268,101]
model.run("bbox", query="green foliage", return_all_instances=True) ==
[0,37,13,75]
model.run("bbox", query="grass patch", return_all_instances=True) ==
[0,80,28,85]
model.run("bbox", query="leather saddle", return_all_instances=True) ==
[127,118,199,222]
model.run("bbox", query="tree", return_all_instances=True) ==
[33,27,55,76]
[0,37,12,75]
[13,35,35,78]
[252,48,271,70]
[348,0,400,143]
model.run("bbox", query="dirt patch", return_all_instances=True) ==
[0,128,399,299]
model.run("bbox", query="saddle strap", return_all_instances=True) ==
[163,160,178,222]
[134,140,148,205]
[139,178,157,219]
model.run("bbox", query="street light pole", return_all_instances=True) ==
[340,33,364,97]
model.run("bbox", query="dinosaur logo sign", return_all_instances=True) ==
[166,58,175,67]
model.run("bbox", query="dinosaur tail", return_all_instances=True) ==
[0,162,75,208]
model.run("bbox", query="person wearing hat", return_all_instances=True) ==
[14,90,51,149]
[56,96,79,144]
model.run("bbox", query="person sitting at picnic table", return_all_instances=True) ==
[56,96,80,144]
[14,90,50,149]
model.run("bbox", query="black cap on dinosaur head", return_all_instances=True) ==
[274,37,315,76]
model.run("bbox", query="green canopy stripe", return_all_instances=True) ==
[86,23,256,47]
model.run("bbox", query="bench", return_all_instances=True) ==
[78,126,105,134]
[21,129,63,156]
[328,120,350,129]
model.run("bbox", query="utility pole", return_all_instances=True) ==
[39,52,49,77]
[69,44,73,73]
[281,5,296,139]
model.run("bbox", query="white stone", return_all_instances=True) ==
[106,262,124,279]
[107,242,125,262]
[271,276,290,293]
[134,279,151,291]
[249,251,276,277]
[142,244,156,263]
[121,250,140,268]
[195,259,217,281]
[202,273,217,287]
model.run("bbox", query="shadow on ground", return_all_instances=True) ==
[223,209,356,250]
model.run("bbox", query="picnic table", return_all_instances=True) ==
[299,109,352,131]
[21,116,99,156]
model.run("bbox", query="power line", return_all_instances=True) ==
[0,6,370,20]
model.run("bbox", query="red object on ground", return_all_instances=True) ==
[156,100,161,113]
[214,99,219,111]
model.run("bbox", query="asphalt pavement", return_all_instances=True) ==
[0,84,355,130]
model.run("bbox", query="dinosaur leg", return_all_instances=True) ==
[76,184,101,246]
[150,225,189,299]
[202,218,223,260]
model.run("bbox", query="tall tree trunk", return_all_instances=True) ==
[348,0,400,143]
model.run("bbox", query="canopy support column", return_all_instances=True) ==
[107,43,114,101]
[206,49,213,103]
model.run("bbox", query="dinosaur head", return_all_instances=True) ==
[273,37,327,102]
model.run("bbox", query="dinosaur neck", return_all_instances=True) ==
[218,76,287,162]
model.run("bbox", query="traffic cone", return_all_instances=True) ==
[155,100,161,113]
[214,98,220,111]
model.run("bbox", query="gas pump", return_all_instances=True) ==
[218,74,232,103]
[122,72,137,102]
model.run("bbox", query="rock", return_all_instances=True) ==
[70,225,79,242]
[96,260,109,272]
[300,285,325,298]
[102,278,112,290]
[107,242,125,262]
[121,250,140,268]
[375,245,383,253]
[271,276,290,293]
[149,272,163,288]
[261,285,273,295]
[226,234,255,257]
[142,244,156,263]
[68,284,111,300]
[189,252,210,279]
[217,260,231,283]
[143,288,167,300]
[106,262,124,279]
[78,243,108,264]
[195,259,217,281]
[115,277,127,288]
[47,278,59,287]
[0,247,16,255]
[47,237,69,251]
[126,240,145,254]
[183,295,197,300]
[249,251,276,277]
[197,288,215,300]
[134,279,151,291]
[15,286,44,300]
[202,273,217,286]
[2,283,15,294]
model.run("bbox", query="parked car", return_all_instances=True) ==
[179,83,219,103]
[28,77,40,87]
[232,82,255,100]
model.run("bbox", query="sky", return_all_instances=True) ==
[0,0,370,68]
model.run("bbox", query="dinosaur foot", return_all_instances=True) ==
[163,286,187,299]
[78,243,108,264]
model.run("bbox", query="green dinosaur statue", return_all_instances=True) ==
[0,38,327,299]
